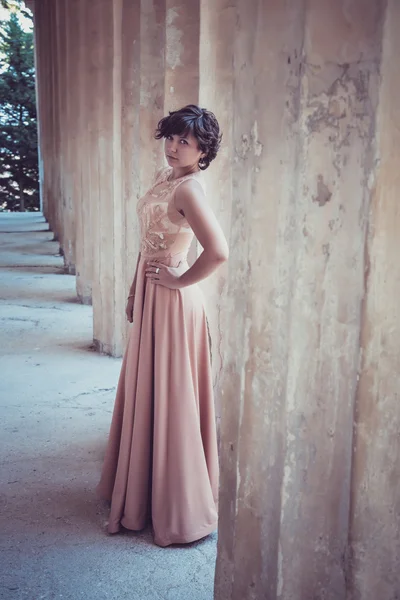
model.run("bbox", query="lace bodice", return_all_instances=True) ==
[137,167,204,258]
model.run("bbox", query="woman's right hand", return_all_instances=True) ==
[125,296,134,323]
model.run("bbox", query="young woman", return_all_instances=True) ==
[96,104,229,547]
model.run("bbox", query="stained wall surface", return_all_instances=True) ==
[32,1,400,598]
[215,1,400,599]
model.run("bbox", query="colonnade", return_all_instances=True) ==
[31,0,400,598]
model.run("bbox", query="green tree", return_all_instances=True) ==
[0,10,39,211]
[1,0,31,19]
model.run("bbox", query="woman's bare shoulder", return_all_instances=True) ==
[175,175,205,199]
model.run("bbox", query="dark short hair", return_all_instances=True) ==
[155,104,222,170]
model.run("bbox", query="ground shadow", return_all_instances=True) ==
[3,436,215,552]
[0,265,66,275]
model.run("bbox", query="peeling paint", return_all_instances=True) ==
[236,124,264,161]
[238,134,250,159]
[251,121,263,157]
[166,8,183,70]
[313,174,332,207]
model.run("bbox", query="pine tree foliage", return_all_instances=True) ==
[1,0,31,20]
[0,10,39,211]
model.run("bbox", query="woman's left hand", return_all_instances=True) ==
[145,261,186,289]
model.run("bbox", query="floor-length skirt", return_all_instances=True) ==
[96,252,219,547]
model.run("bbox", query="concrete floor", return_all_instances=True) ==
[0,213,217,600]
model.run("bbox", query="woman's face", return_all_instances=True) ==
[164,132,205,169]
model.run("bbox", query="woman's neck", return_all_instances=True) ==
[168,164,200,181]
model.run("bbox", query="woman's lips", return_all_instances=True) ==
[167,155,178,160]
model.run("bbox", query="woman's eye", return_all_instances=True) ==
[180,139,188,145]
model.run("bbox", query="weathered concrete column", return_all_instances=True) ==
[164,0,200,113]
[33,0,56,232]
[81,0,103,307]
[199,0,235,416]
[61,0,77,273]
[105,0,166,354]
[90,0,143,356]
[349,1,400,597]
[92,0,166,355]
[139,0,166,194]
[215,1,399,599]
[90,0,117,354]
[55,0,75,273]
[48,0,62,246]
[119,0,141,349]
[278,2,384,598]
[164,0,200,267]
[31,1,44,214]
[215,1,305,596]
[71,0,92,303]
[35,0,49,222]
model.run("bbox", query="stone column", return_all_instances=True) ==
[113,0,166,355]
[109,0,124,354]
[164,0,200,113]
[278,1,384,598]
[31,1,44,214]
[34,0,56,233]
[54,0,75,273]
[349,1,400,597]
[119,0,141,349]
[198,0,235,417]
[91,0,116,355]
[163,0,200,266]
[83,0,103,309]
[215,1,393,599]
[139,0,166,194]
[90,0,143,356]
[73,0,93,304]
[49,0,62,245]
[34,0,47,219]
[61,0,77,274]
[215,1,305,597]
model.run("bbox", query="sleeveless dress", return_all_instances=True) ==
[96,166,219,547]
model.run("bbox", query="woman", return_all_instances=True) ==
[96,104,229,547]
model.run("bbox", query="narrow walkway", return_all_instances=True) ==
[0,213,216,600]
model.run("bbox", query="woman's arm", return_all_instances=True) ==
[126,252,141,322]
[146,180,229,288]
[175,179,229,286]
[128,252,141,296]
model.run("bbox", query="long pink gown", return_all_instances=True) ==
[96,166,219,547]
